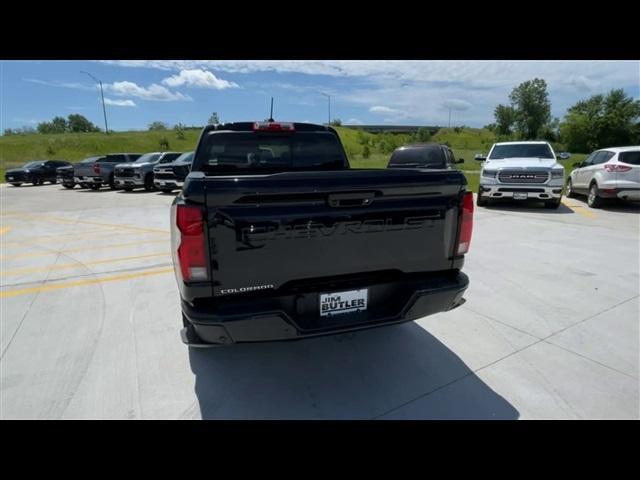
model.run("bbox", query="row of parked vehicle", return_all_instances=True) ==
[4,151,195,193]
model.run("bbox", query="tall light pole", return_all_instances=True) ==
[81,71,109,134]
[321,92,331,125]
[448,107,452,128]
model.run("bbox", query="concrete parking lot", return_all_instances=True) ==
[0,183,638,419]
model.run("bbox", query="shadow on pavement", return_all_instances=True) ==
[189,321,519,420]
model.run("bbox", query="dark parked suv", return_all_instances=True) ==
[153,151,194,192]
[387,144,464,170]
[5,160,71,186]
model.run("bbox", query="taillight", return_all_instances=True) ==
[253,121,295,132]
[176,205,208,282]
[604,164,632,173]
[456,191,474,255]
[93,163,101,174]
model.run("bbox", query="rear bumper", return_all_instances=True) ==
[180,271,469,346]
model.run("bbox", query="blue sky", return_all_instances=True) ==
[2,60,639,131]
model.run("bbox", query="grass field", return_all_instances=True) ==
[0,126,585,187]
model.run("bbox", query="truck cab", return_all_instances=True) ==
[476,141,565,209]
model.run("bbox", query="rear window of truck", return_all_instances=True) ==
[388,145,446,168]
[195,132,347,174]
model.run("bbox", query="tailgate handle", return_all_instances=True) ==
[328,192,375,207]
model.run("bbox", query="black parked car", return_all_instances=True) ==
[5,160,71,186]
[153,151,194,192]
[387,144,464,170]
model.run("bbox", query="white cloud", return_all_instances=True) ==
[104,98,136,107]
[369,106,401,114]
[442,99,472,111]
[105,81,191,101]
[346,118,363,124]
[161,69,239,89]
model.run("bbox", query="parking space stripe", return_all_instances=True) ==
[1,251,171,277]
[0,267,174,298]
[561,200,596,219]
[0,239,169,260]
[0,228,168,247]
[17,214,170,234]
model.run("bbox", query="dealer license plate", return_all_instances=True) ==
[320,289,368,317]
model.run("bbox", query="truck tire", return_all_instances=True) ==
[63,184,75,189]
[50,178,57,184]
[587,183,603,208]
[90,184,100,190]
[109,174,117,190]
[565,179,575,198]
[80,183,88,189]
[160,188,174,194]
[544,199,561,209]
[10,183,22,187]
[144,174,155,191]
[122,187,134,192]
[476,188,488,207]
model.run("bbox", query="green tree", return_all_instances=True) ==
[493,104,516,135]
[208,112,220,125]
[37,117,67,134]
[411,127,431,143]
[508,78,551,139]
[67,114,100,133]
[148,121,168,131]
[330,118,342,126]
[560,89,640,152]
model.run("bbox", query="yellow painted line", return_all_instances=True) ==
[0,226,11,236]
[0,267,174,299]
[0,227,168,247]
[1,251,170,276]
[2,212,168,234]
[0,239,169,260]
[18,214,170,234]
[561,200,596,219]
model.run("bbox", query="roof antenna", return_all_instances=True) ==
[268,97,274,122]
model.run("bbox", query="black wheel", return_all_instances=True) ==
[90,184,100,190]
[122,187,134,192]
[566,179,575,198]
[32,180,40,186]
[80,183,88,189]
[476,188,488,207]
[63,184,75,190]
[10,183,22,187]
[544,199,562,209]
[144,174,155,191]
[587,183,603,208]
[160,188,174,194]
[109,174,117,190]
[50,178,57,184]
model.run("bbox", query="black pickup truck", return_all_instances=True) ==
[171,121,473,346]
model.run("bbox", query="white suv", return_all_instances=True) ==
[566,146,640,208]
[476,141,565,209]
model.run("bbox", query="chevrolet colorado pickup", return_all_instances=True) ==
[476,141,565,208]
[172,121,473,346]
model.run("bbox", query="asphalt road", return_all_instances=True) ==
[1,183,638,419]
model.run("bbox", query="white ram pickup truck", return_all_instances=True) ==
[476,141,565,209]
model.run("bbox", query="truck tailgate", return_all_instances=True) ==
[200,169,465,296]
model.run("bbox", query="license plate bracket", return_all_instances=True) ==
[320,289,368,317]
